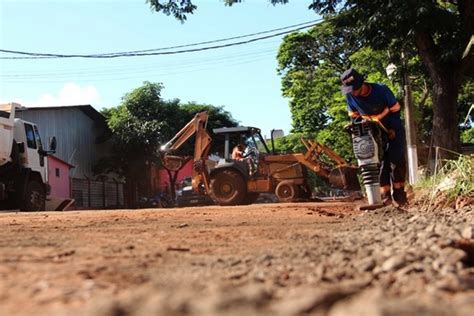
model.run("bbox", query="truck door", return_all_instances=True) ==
[24,123,43,170]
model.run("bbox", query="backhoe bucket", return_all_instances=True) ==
[328,166,360,191]
[162,155,186,171]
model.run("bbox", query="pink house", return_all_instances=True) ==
[159,159,193,192]
[48,155,74,198]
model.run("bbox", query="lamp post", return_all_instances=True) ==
[386,58,419,185]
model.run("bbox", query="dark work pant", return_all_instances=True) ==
[380,128,406,188]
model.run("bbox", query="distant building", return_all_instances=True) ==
[271,129,285,139]
[264,129,285,143]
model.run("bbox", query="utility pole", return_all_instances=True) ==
[401,52,419,185]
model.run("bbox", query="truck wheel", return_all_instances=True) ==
[210,169,246,206]
[275,181,299,202]
[21,181,45,211]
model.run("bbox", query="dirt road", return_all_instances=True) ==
[0,202,473,316]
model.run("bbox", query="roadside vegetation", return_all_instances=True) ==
[415,154,474,209]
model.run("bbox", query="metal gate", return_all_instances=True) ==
[71,178,124,209]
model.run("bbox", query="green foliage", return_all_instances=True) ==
[147,0,290,21]
[416,154,474,207]
[180,102,238,132]
[277,22,358,140]
[95,82,178,178]
[277,25,400,162]
[176,102,239,156]
[146,0,197,22]
[308,0,473,153]
[458,80,474,124]
[461,128,474,143]
[95,82,238,180]
[272,133,307,154]
[148,0,472,154]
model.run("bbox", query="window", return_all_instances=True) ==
[33,125,43,150]
[24,124,36,149]
[55,168,60,177]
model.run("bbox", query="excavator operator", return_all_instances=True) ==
[341,68,408,206]
[231,144,245,161]
[232,142,257,176]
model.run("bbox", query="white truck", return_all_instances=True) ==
[0,102,57,211]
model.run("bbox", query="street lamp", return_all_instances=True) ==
[385,63,397,79]
[385,60,419,185]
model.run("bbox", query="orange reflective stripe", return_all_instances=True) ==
[380,185,391,193]
[374,107,390,120]
[393,182,405,189]
[349,111,360,118]
[389,102,401,113]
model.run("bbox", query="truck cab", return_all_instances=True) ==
[0,103,56,211]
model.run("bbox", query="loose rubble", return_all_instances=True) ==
[81,205,474,316]
[0,203,472,316]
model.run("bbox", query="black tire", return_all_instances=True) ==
[243,192,260,205]
[210,169,246,206]
[275,181,299,202]
[21,181,46,211]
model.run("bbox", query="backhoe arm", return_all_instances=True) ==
[160,111,211,156]
[159,111,212,193]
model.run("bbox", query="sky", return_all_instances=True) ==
[0,0,318,137]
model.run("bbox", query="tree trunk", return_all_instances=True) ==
[165,169,179,203]
[431,75,461,159]
[415,32,462,159]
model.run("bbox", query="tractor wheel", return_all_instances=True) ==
[21,181,46,211]
[275,181,299,202]
[243,192,260,205]
[210,169,246,206]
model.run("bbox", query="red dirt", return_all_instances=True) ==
[0,202,472,316]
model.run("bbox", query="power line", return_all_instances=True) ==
[1,54,274,83]
[1,51,277,82]
[1,46,279,77]
[0,20,321,59]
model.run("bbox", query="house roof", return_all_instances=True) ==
[48,154,75,168]
[19,104,112,144]
[21,104,106,125]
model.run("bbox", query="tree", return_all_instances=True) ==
[147,0,473,157]
[96,82,181,207]
[96,82,238,207]
[277,23,358,134]
[276,23,408,162]
[146,0,282,21]
[312,0,473,157]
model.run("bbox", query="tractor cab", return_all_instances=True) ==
[212,126,271,161]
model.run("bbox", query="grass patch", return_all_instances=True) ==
[415,154,474,208]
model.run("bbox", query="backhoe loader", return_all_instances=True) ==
[160,111,360,206]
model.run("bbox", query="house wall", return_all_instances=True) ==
[16,108,102,179]
[47,156,71,199]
